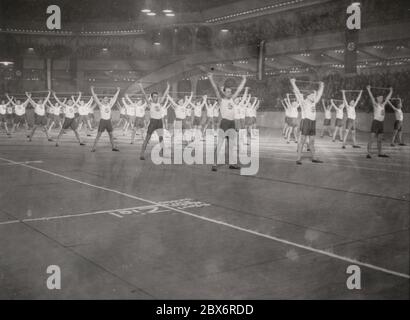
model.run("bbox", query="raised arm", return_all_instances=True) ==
[25,92,37,106]
[322,100,328,111]
[125,94,134,105]
[166,94,178,109]
[383,87,393,107]
[110,88,120,108]
[290,79,304,106]
[342,90,348,108]
[232,75,247,100]
[84,97,93,108]
[314,82,324,104]
[121,97,130,108]
[208,73,221,102]
[387,98,400,111]
[6,94,16,106]
[183,92,194,108]
[200,95,208,108]
[354,90,363,107]
[366,85,376,107]
[53,92,68,107]
[90,86,103,107]
[42,91,51,106]
[74,92,82,105]
[330,99,339,110]
[160,82,170,104]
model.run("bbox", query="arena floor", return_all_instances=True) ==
[0,127,409,299]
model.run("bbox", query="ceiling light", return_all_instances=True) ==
[141,9,151,13]
[165,13,175,17]
[147,12,156,16]
[163,9,173,13]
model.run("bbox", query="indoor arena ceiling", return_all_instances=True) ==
[0,0,243,22]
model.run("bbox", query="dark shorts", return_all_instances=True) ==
[0,114,6,122]
[62,117,78,130]
[98,119,113,133]
[289,117,298,128]
[245,116,253,126]
[134,116,145,128]
[14,115,26,125]
[34,114,47,126]
[394,120,402,131]
[147,118,163,136]
[234,119,243,130]
[323,118,331,126]
[78,115,89,123]
[220,119,235,132]
[370,120,384,134]
[52,114,61,122]
[285,116,290,125]
[6,114,14,122]
[193,116,201,126]
[345,118,355,130]
[300,119,316,136]
[335,118,343,127]
[128,115,136,124]
[174,118,187,130]
[120,114,126,119]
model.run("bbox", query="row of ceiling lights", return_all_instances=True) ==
[141,8,175,17]
[206,0,304,23]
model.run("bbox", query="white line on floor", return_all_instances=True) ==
[0,155,408,280]
[0,160,43,166]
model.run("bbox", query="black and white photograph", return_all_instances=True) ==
[0,0,409,305]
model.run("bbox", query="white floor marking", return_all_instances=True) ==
[0,156,408,280]
[0,199,209,225]
[0,160,43,167]
[0,220,20,226]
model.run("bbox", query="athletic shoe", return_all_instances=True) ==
[211,165,217,172]
[296,160,302,165]
[140,155,145,160]
[312,159,323,163]
[91,149,96,152]
[80,143,85,146]
[48,138,53,142]
[378,154,389,158]
[342,146,346,149]
[112,148,119,152]
[353,145,361,148]
[399,143,407,146]
[366,154,371,159]
[390,143,395,147]
[229,164,240,170]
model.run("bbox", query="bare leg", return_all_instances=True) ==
[391,129,398,146]
[108,131,118,150]
[28,125,37,141]
[140,133,152,159]
[74,130,84,145]
[367,133,376,158]
[131,125,137,144]
[91,131,102,152]
[377,134,383,155]
[296,135,307,164]
[342,129,350,148]
[332,127,339,142]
